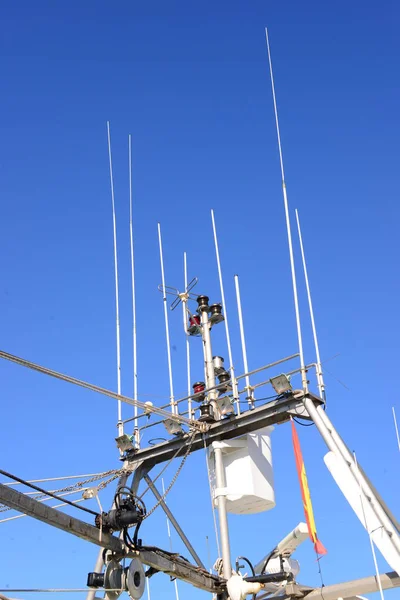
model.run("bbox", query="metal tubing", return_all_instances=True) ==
[213,442,232,580]
[144,474,205,569]
[235,353,299,380]
[304,397,400,556]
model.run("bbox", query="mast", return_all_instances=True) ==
[129,134,139,444]
[295,209,325,399]
[106,121,123,436]
[197,295,232,580]
[264,30,308,393]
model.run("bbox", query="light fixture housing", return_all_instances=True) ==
[215,396,235,416]
[115,434,135,452]
[209,303,224,325]
[270,373,292,395]
[163,418,183,436]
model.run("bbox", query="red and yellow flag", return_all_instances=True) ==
[291,419,327,556]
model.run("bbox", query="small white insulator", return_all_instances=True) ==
[227,574,262,600]
[144,401,153,415]
[82,488,97,500]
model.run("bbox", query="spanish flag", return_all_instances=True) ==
[291,419,327,556]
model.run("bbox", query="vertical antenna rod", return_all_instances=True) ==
[107,121,123,435]
[158,223,176,415]
[129,135,139,444]
[210,209,240,412]
[353,452,386,600]
[162,478,180,600]
[264,29,308,392]
[184,252,192,419]
[295,209,325,399]
[234,275,253,409]
[393,407,400,453]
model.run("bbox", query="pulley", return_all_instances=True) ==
[126,558,146,600]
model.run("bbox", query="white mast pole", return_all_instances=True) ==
[107,121,123,436]
[295,209,325,399]
[162,478,180,600]
[210,209,240,413]
[392,407,400,453]
[129,135,139,446]
[264,29,308,393]
[158,223,176,415]
[183,252,192,419]
[234,275,253,409]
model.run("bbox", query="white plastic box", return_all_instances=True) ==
[208,426,275,515]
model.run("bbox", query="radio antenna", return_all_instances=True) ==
[106,121,123,435]
[129,135,139,444]
[295,209,325,399]
[158,223,176,414]
[264,29,308,392]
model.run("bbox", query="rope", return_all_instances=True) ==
[0,498,87,524]
[0,349,199,429]
[0,469,98,517]
[0,488,89,513]
[0,468,123,514]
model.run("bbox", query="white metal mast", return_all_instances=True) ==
[158,223,176,415]
[264,29,308,393]
[234,274,253,408]
[210,209,240,412]
[107,121,123,436]
[295,209,325,399]
[183,252,192,419]
[129,135,139,444]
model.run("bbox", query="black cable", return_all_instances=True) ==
[239,394,279,404]
[0,468,99,517]
[235,556,256,600]
[235,556,255,576]
[260,550,275,575]
[292,417,314,427]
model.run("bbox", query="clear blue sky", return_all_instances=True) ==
[0,1,399,599]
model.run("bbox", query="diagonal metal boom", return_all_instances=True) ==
[144,474,205,569]
[302,570,400,599]
[0,482,222,594]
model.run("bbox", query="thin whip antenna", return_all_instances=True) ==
[264,29,308,392]
[158,223,176,414]
[162,478,180,600]
[295,209,325,399]
[234,275,253,409]
[128,135,139,444]
[353,452,385,600]
[107,121,123,435]
[184,252,192,419]
[210,209,240,413]
[393,407,400,452]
